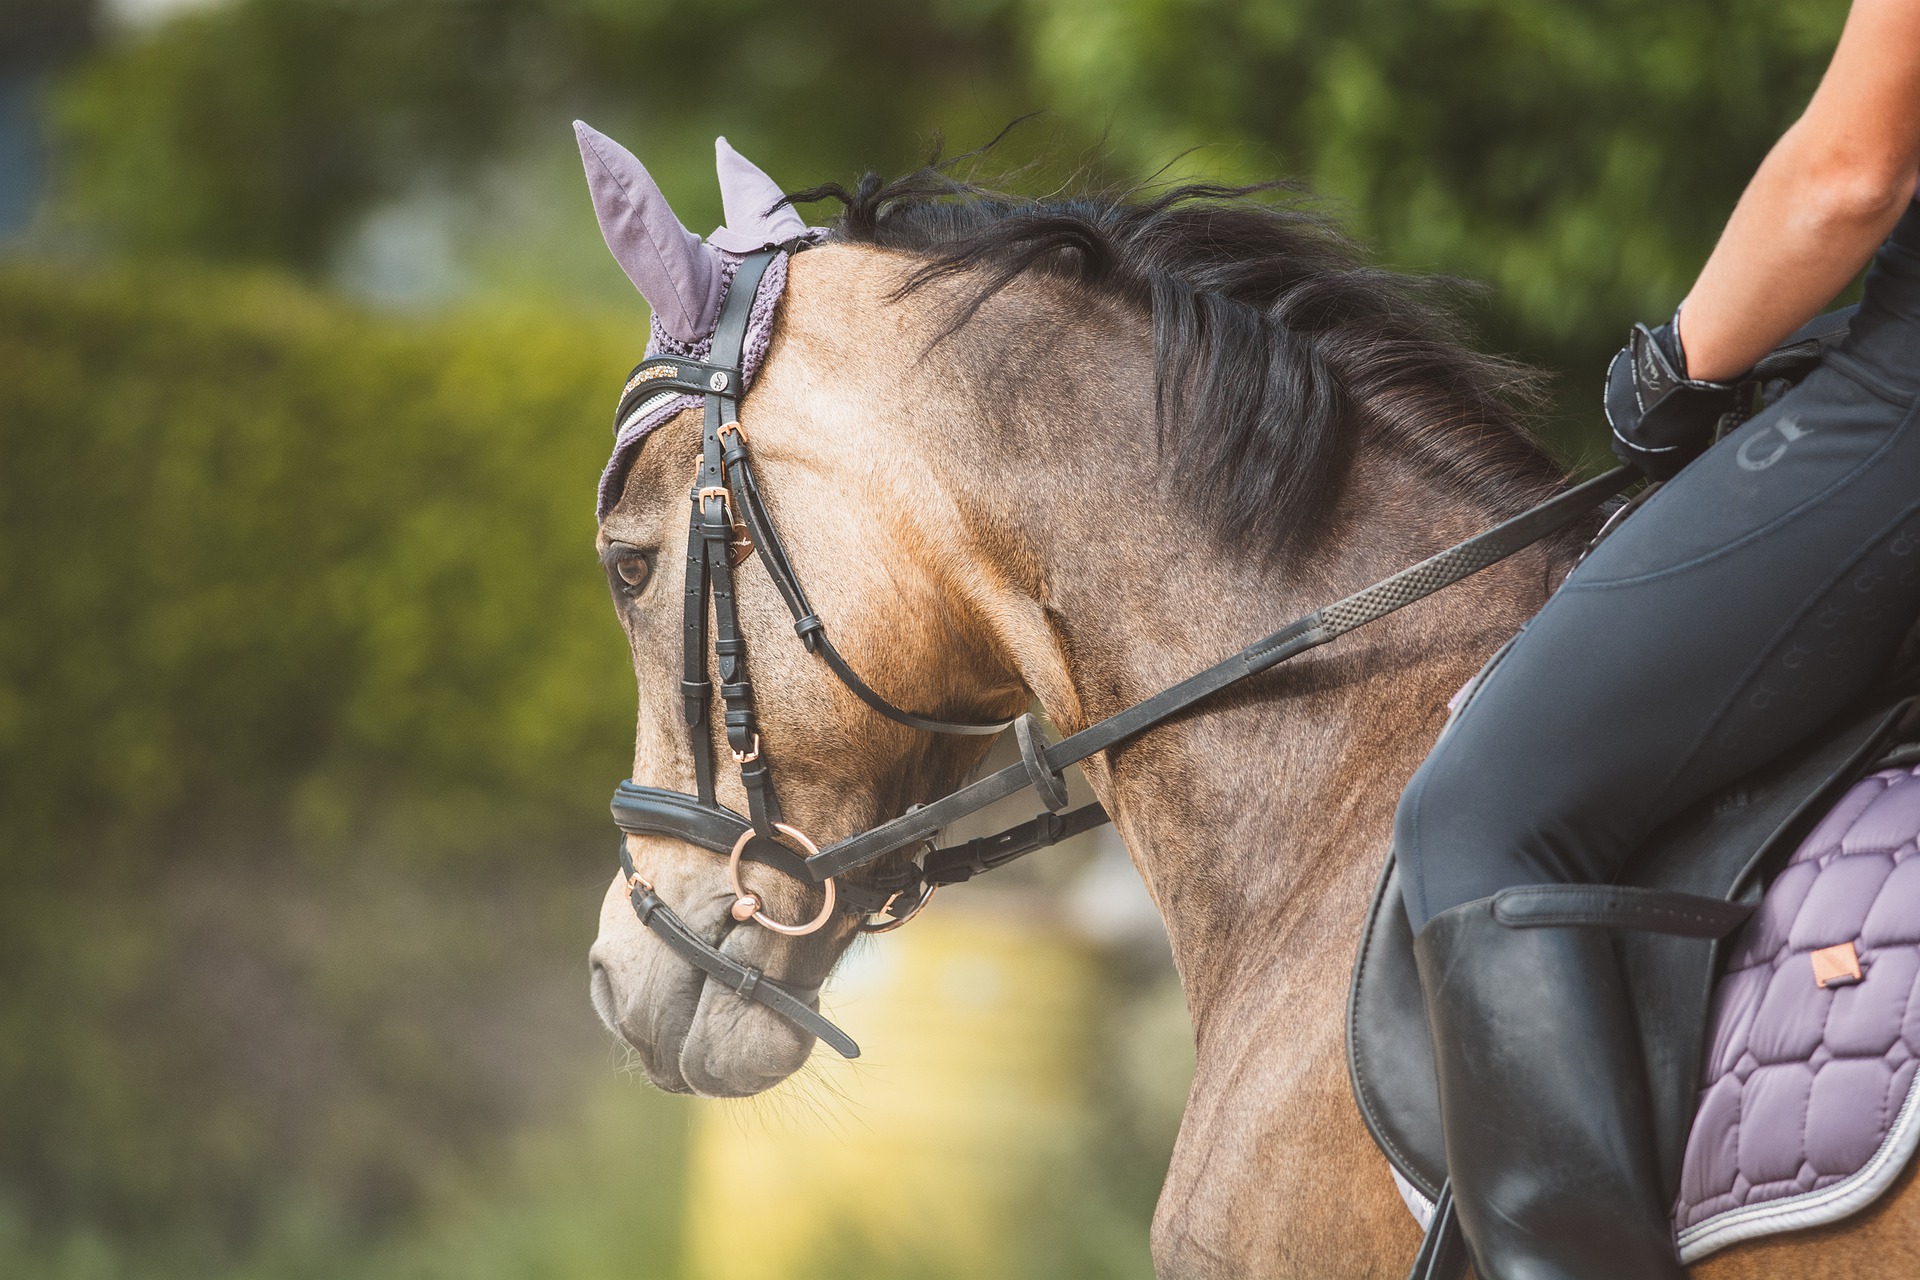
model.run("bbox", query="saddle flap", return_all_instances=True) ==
[1347,857,1447,1200]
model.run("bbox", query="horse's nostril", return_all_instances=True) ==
[589,959,619,1031]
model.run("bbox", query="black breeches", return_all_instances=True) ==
[1397,204,1920,932]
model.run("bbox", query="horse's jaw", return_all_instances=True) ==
[587,870,838,1097]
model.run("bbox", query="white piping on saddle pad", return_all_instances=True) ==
[1382,1066,1920,1258]
[1392,1166,1435,1232]
[1676,1065,1920,1262]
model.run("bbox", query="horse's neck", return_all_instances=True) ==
[1013,452,1558,1012]
[957,418,1567,1265]
[890,288,1562,995]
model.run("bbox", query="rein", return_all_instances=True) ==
[608,245,1634,1059]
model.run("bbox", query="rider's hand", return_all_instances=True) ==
[1605,312,1741,479]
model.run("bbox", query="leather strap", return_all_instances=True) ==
[610,782,895,915]
[613,783,748,853]
[696,254,780,836]
[619,843,860,1059]
[611,781,1102,908]
[805,466,1636,880]
[613,357,742,431]
[810,627,1015,735]
[921,802,1110,886]
[1405,1181,1470,1280]
[723,431,1014,735]
[1491,885,1754,939]
[682,487,717,807]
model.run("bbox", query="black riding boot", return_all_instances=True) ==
[1414,895,1684,1280]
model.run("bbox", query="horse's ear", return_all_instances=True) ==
[574,120,722,342]
[708,136,809,253]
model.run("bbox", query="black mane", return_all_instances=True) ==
[789,163,1567,555]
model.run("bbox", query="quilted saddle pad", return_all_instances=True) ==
[1674,760,1920,1260]
[1350,696,1920,1263]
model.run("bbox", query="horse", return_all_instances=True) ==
[581,155,1920,1276]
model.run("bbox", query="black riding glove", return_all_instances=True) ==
[1605,312,1740,480]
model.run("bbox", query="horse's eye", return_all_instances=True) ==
[607,547,654,597]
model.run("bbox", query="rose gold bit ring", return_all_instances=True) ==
[859,882,937,933]
[727,824,836,936]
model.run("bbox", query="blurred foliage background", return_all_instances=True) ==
[0,0,1850,1276]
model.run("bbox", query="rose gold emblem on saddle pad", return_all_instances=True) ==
[1811,940,1863,988]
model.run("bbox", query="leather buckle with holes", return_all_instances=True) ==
[694,484,753,563]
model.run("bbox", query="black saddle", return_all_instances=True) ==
[1348,670,1920,1214]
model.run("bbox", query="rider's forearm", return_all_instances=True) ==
[1678,0,1920,383]
[1678,132,1912,382]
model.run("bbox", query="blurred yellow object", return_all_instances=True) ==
[684,903,1098,1279]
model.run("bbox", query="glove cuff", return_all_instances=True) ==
[1631,320,1732,415]
[1659,305,1694,378]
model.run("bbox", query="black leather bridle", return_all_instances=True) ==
[606,244,1634,1059]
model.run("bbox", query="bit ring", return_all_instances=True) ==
[727,824,836,936]
[859,882,937,933]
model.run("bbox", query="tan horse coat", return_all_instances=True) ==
[590,244,1920,1276]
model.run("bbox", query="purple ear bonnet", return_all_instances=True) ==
[708,136,811,253]
[575,122,722,343]
[575,123,826,517]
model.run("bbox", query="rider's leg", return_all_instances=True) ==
[1398,202,1920,932]
[1416,900,1682,1278]
[1394,205,1920,1280]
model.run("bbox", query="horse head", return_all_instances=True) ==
[576,124,1031,1096]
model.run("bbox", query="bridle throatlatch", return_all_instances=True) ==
[608,245,1635,1060]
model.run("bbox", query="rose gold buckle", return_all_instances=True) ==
[727,824,836,936]
[695,485,731,514]
[730,734,761,764]
[717,421,745,446]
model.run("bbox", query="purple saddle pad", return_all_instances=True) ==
[1675,762,1920,1260]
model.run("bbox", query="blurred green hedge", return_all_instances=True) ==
[50,0,1852,402]
[52,0,1042,271]
[0,258,641,867]
[0,259,694,1278]
[1022,0,1848,373]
